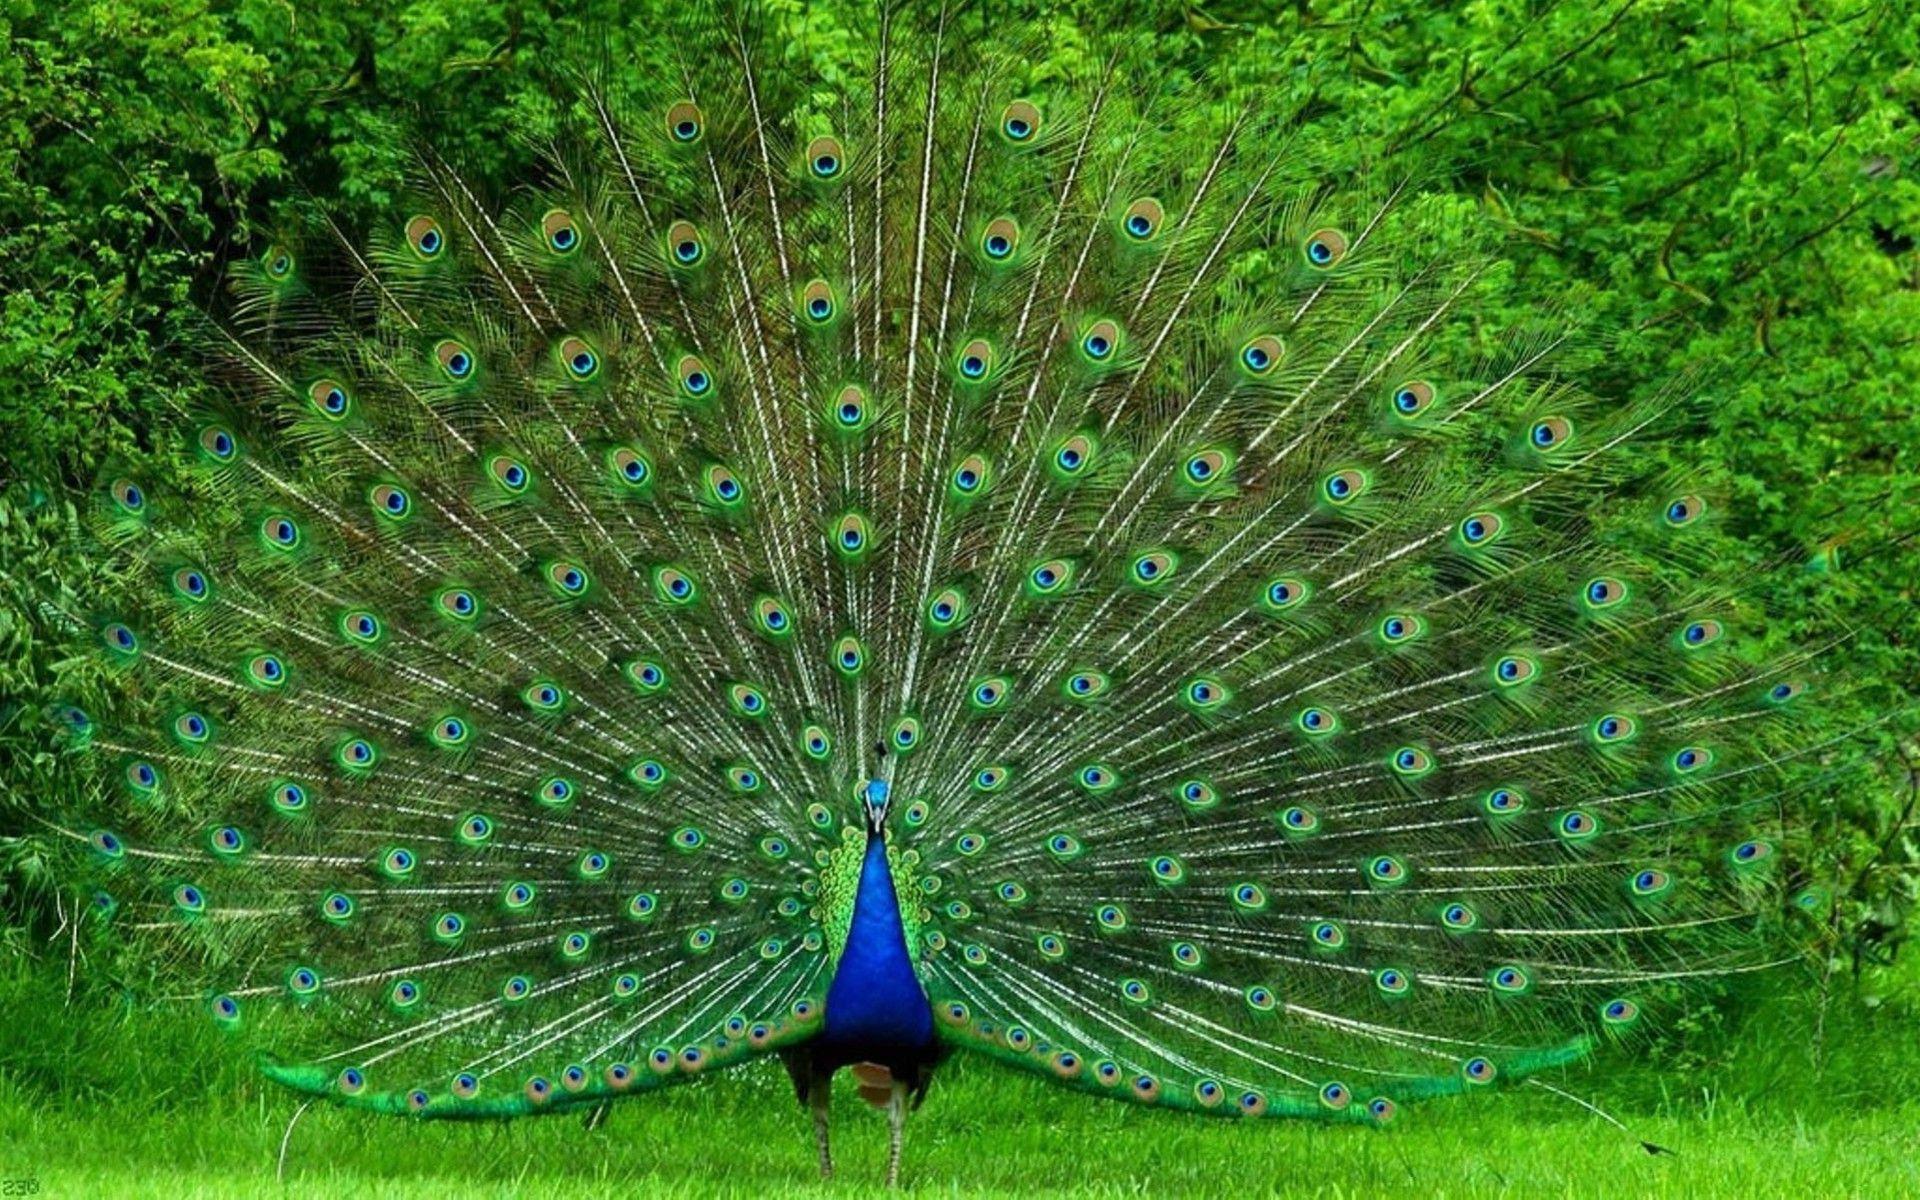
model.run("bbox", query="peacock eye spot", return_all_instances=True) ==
[987,235,1009,256]
[675,120,697,139]
[815,154,838,175]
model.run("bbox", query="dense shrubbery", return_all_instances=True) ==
[2,0,1915,990]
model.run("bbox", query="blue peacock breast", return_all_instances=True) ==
[822,831,935,1052]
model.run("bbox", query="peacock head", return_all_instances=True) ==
[861,777,892,834]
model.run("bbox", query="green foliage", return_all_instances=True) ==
[0,0,1915,1069]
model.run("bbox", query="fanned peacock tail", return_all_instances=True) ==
[37,4,1867,1134]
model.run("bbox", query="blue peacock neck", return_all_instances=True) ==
[821,807,935,1059]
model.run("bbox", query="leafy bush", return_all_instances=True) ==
[2,0,1915,999]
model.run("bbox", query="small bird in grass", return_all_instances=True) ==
[32,3,1872,1187]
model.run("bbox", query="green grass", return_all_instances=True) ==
[3,961,1916,1198]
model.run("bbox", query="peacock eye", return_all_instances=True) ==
[806,136,844,180]
[1239,334,1283,376]
[1080,320,1119,361]
[542,209,578,254]
[406,216,444,258]
[1531,417,1571,448]
[666,101,703,143]
[1001,100,1041,142]
[1303,227,1349,267]
[1121,198,1163,242]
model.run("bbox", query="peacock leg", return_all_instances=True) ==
[811,1080,834,1180]
[885,1079,908,1189]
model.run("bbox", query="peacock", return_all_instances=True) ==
[29,4,1870,1187]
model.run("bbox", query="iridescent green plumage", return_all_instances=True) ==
[28,1,1871,1182]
